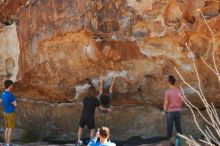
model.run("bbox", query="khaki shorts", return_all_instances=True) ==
[4,112,16,129]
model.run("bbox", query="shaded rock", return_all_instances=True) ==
[12,128,26,141]
[119,10,135,34]
[1,98,213,142]
[140,140,172,146]
[95,1,119,33]
[184,11,195,24]
[139,73,165,107]
[13,99,166,140]
[202,0,219,18]
[99,20,120,33]
[123,136,168,146]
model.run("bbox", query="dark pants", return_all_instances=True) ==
[166,111,182,138]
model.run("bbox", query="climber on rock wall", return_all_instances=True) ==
[98,76,116,108]
[76,76,117,146]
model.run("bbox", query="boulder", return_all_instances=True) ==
[164,1,183,26]
[0,0,220,142]
[202,0,219,18]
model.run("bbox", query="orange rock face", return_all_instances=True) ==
[0,0,27,23]
[0,0,220,141]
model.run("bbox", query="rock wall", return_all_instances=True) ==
[13,99,214,141]
[7,0,220,106]
[0,0,220,142]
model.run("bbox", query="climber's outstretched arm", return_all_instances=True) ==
[109,77,116,93]
[99,77,104,95]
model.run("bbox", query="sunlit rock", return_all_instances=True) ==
[0,23,19,82]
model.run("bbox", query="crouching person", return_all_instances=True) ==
[88,127,116,146]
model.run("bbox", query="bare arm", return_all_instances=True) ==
[97,106,112,113]
[163,95,168,112]
[12,101,17,107]
[109,77,116,93]
[99,77,104,95]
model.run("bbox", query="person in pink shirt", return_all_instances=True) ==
[162,75,182,139]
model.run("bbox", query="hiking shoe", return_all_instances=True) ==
[76,140,83,146]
